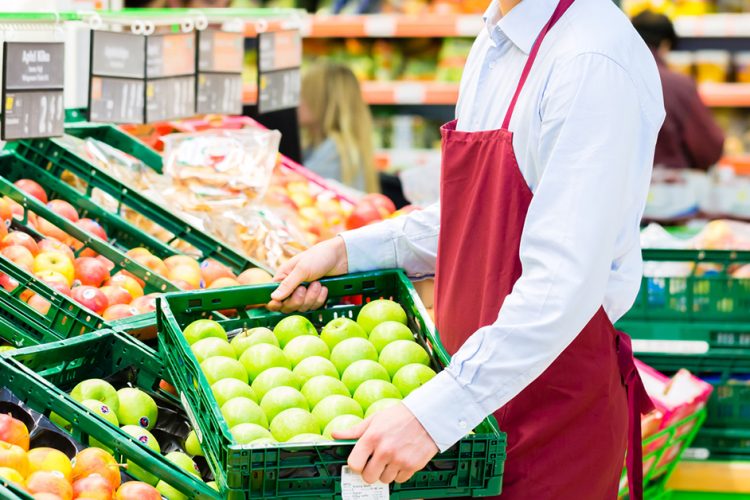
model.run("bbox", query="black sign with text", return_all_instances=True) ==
[196,30,244,115]
[257,30,301,114]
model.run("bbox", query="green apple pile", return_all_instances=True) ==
[54,379,211,499]
[183,299,437,445]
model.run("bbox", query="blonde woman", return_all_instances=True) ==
[298,62,380,193]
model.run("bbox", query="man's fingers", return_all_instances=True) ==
[280,286,307,313]
[312,286,328,310]
[271,264,308,301]
[297,282,322,312]
[266,299,282,312]
[361,449,389,484]
[395,470,414,484]
[332,418,369,441]
[379,464,400,485]
[272,255,299,283]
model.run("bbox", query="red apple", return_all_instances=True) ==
[35,270,72,296]
[362,193,396,217]
[0,221,7,242]
[26,294,51,315]
[126,248,152,259]
[105,273,144,299]
[99,285,132,306]
[33,252,75,286]
[159,380,177,396]
[237,268,273,285]
[37,238,75,261]
[0,273,19,293]
[118,270,145,288]
[200,259,234,286]
[96,255,115,273]
[170,279,198,290]
[167,264,203,289]
[74,257,109,287]
[72,473,114,500]
[345,203,383,230]
[6,199,24,220]
[102,304,137,321]
[76,218,107,241]
[164,255,200,271]
[0,197,13,221]
[35,217,71,244]
[70,286,108,314]
[47,199,79,222]
[130,294,159,314]
[14,179,48,204]
[133,254,168,277]
[1,245,34,271]
[115,481,161,500]
[2,232,39,255]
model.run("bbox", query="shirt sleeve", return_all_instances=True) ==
[403,53,662,451]
[340,203,439,278]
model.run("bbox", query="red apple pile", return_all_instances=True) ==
[0,179,274,320]
[345,194,399,230]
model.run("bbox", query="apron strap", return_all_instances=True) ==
[617,331,656,500]
[501,0,576,130]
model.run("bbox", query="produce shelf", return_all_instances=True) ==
[675,14,750,38]
[700,83,750,108]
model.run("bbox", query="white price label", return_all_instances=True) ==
[455,16,483,37]
[341,466,390,500]
[364,16,397,37]
[632,339,709,355]
[394,83,426,104]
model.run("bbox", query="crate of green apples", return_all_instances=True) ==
[158,270,506,499]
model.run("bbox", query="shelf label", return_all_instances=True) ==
[2,42,65,140]
[90,31,145,78]
[146,33,196,78]
[341,466,389,500]
[196,30,244,115]
[88,77,145,123]
[146,76,196,123]
[631,339,709,355]
[394,83,427,104]
[364,16,397,37]
[257,30,301,114]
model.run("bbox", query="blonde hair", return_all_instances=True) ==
[301,62,379,193]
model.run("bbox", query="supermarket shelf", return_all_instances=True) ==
[675,14,750,38]
[668,461,750,493]
[243,81,459,106]
[699,83,750,107]
[245,14,484,38]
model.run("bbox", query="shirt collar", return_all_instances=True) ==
[483,0,559,54]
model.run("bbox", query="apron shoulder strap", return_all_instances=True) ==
[501,0,576,130]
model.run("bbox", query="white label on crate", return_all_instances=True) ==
[632,339,709,355]
[394,83,426,104]
[181,392,203,443]
[341,466,390,500]
[364,16,397,37]
[683,447,711,460]
[455,16,483,37]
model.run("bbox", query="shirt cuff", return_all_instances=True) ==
[340,223,397,273]
[402,369,488,452]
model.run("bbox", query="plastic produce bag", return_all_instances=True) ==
[162,128,281,203]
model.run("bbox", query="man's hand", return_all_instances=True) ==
[268,237,349,313]
[333,402,439,485]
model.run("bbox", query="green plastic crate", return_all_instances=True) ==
[0,329,219,499]
[0,286,67,348]
[4,135,267,274]
[619,410,707,499]
[690,427,750,461]
[0,481,31,500]
[66,122,163,173]
[158,270,506,499]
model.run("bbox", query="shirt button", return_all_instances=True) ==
[458,420,467,430]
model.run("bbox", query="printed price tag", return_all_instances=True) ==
[2,42,65,140]
[257,30,301,114]
[341,466,389,500]
[196,30,244,114]
[632,339,709,355]
[364,16,397,37]
[394,83,427,104]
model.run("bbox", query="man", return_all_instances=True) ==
[633,10,724,170]
[270,0,665,498]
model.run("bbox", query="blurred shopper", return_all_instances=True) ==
[299,62,380,193]
[633,10,725,170]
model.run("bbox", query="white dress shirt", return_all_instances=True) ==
[341,0,665,452]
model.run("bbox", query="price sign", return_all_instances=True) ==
[196,30,244,115]
[2,42,65,140]
[89,30,197,124]
[257,30,301,114]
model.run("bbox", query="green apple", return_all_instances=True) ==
[286,433,325,443]
[311,395,363,429]
[301,376,350,408]
[273,315,317,347]
[364,398,402,419]
[341,360,390,394]
[320,317,367,350]
[323,414,364,440]
[329,338,378,374]
[0,346,15,353]
[183,319,227,345]
[230,423,273,445]
[185,430,203,457]
[116,388,158,430]
[81,399,119,452]
[356,299,407,334]
[353,380,402,411]
[207,481,219,491]
[121,425,161,485]
[200,356,248,385]
[191,337,235,363]
[249,437,277,447]
[260,386,309,421]
[49,412,71,432]
[231,327,278,357]
[251,367,300,400]
[378,340,431,378]
[211,378,257,406]
[239,344,291,381]
[166,451,201,477]
[70,379,120,413]
[156,480,187,500]
[392,364,436,397]
[292,356,339,384]
[369,321,414,353]
[269,408,319,442]
[283,335,330,367]
[221,397,268,428]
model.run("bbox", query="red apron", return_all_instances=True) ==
[434,1,654,499]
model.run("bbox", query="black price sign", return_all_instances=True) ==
[257,30,301,114]
[89,30,197,124]
[2,42,65,140]
[196,30,244,115]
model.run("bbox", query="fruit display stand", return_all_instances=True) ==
[0,481,30,500]
[4,137,267,274]
[158,270,506,499]
[0,329,220,499]
[617,248,750,460]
